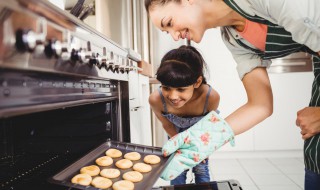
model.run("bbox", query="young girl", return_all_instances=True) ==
[149,45,220,185]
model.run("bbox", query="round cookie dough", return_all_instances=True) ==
[106,148,122,158]
[112,180,134,190]
[133,162,152,173]
[124,151,141,161]
[80,165,100,176]
[71,173,92,186]
[122,171,143,182]
[95,156,113,166]
[91,176,112,189]
[100,168,121,179]
[115,159,133,169]
[143,155,161,164]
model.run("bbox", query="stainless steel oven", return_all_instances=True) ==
[0,1,242,189]
[0,0,134,189]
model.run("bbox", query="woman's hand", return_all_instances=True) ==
[161,111,235,180]
[296,107,320,140]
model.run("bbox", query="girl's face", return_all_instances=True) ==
[161,85,195,108]
[149,0,207,43]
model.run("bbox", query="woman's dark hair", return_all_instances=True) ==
[145,0,181,13]
[156,45,208,88]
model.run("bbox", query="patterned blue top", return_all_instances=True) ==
[158,85,213,133]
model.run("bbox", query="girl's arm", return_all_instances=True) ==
[149,92,177,138]
[225,67,273,135]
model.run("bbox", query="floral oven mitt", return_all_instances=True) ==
[161,111,235,180]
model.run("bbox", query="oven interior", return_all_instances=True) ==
[0,101,122,190]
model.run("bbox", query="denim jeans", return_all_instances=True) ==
[170,159,210,185]
[305,169,320,190]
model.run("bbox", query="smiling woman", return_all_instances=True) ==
[145,0,320,189]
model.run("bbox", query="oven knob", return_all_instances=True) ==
[70,48,79,62]
[44,39,62,58]
[76,48,87,63]
[106,51,115,71]
[15,29,37,52]
[60,44,70,61]
[99,47,107,69]
[119,57,126,73]
[125,59,130,73]
[89,52,100,66]
[113,55,120,73]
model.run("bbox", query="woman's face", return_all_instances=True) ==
[161,85,195,108]
[149,0,207,43]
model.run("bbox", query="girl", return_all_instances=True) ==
[149,45,220,185]
[145,0,320,189]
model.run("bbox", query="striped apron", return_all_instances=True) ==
[223,0,320,174]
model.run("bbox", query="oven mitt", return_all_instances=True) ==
[161,111,235,180]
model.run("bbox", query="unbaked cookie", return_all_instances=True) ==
[80,165,100,176]
[71,173,92,186]
[143,155,161,164]
[133,162,152,173]
[124,151,141,161]
[115,159,133,169]
[91,176,112,189]
[106,148,122,158]
[122,171,143,182]
[112,180,134,190]
[100,168,121,179]
[95,156,113,166]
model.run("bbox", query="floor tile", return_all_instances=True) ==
[276,164,304,174]
[258,185,302,190]
[287,174,304,188]
[250,174,295,186]
[243,164,282,174]
[210,162,246,174]
[238,158,271,166]
[240,185,259,190]
[211,174,255,186]
[268,158,303,166]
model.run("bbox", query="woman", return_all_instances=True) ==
[145,0,320,189]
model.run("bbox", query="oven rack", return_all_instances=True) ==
[0,152,82,190]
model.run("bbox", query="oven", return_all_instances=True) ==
[0,1,242,189]
[0,0,133,189]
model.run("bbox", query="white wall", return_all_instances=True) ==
[194,28,314,152]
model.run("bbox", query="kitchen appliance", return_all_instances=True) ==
[0,0,242,189]
[0,0,137,189]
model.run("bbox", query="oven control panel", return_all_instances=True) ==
[0,0,139,81]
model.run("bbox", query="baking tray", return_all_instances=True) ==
[48,140,174,190]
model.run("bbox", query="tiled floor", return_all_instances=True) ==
[154,151,305,190]
[209,156,304,190]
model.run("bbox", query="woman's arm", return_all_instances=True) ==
[149,91,178,138]
[225,67,273,135]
